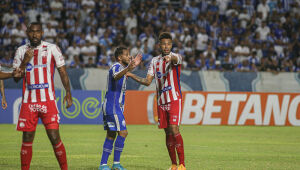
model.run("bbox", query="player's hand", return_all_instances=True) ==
[13,68,23,78]
[127,59,136,71]
[164,55,171,62]
[133,53,142,67]
[63,92,73,109]
[1,97,7,110]
[23,48,34,63]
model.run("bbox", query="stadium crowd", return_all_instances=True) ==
[0,0,300,72]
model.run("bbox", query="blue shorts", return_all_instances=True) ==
[103,114,127,131]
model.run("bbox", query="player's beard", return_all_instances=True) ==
[30,38,41,47]
[162,48,171,56]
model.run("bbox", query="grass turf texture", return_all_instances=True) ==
[0,124,300,170]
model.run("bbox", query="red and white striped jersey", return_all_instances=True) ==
[147,52,182,105]
[13,41,65,103]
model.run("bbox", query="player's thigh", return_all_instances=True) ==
[17,103,39,132]
[39,101,60,130]
[103,114,127,132]
[168,99,182,126]
[157,105,168,129]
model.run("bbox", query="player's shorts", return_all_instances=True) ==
[17,100,60,132]
[157,99,182,129]
[103,113,127,131]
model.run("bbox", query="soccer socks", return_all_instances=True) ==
[166,134,177,165]
[113,135,125,163]
[53,140,68,170]
[174,133,185,166]
[101,138,114,165]
[21,142,33,170]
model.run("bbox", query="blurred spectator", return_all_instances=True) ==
[124,9,137,33]
[130,40,143,56]
[65,42,81,67]
[233,39,250,63]
[0,51,13,68]
[256,21,270,41]
[26,3,39,23]
[195,27,208,56]
[86,29,99,46]
[11,23,26,44]
[2,8,19,27]
[81,41,97,64]
[126,27,137,46]
[257,0,270,21]
[85,57,97,68]
[44,23,57,43]
[50,0,63,19]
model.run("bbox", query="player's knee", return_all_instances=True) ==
[170,126,180,135]
[47,131,61,145]
[119,130,128,138]
[23,132,35,142]
[107,130,117,139]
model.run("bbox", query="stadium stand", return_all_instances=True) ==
[0,0,300,72]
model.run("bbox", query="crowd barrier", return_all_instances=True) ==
[1,90,299,126]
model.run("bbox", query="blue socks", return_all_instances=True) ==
[113,135,125,163]
[100,138,114,165]
[100,136,126,165]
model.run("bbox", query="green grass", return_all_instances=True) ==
[0,125,300,170]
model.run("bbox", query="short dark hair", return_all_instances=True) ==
[28,22,43,30]
[159,32,172,41]
[114,46,127,60]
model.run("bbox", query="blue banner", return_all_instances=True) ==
[0,89,106,124]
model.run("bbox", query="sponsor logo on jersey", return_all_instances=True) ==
[157,71,162,78]
[26,63,33,71]
[161,85,172,93]
[27,83,49,90]
[26,63,47,72]
[29,104,47,113]
[107,122,115,128]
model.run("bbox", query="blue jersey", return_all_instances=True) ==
[102,62,127,116]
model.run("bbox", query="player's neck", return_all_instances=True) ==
[162,53,170,57]
[119,61,127,67]
[30,41,42,48]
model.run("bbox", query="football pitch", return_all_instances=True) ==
[0,124,300,170]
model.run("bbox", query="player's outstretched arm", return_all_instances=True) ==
[114,54,141,81]
[127,72,153,86]
[0,72,13,79]
[0,68,23,80]
[0,80,7,109]
[57,65,73,109]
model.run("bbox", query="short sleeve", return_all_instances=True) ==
[147,58,155,76]
[111,64,121,78]
[52,45,65,68]
[13,47,23,69]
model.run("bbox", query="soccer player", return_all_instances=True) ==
[99,47,141,170]
[127,32,186,170]
[13,22,73,170]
